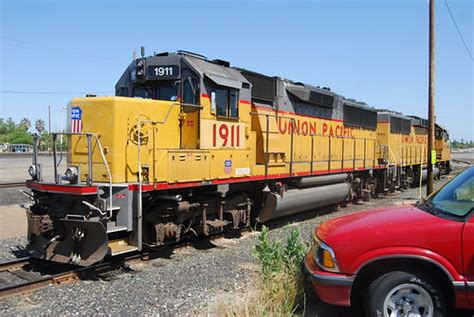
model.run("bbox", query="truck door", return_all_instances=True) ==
[463,220,474,306]
[460,174,474,305]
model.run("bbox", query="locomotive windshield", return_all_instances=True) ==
[132,82,179,101]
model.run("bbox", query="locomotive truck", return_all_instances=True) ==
[24,50,451,266]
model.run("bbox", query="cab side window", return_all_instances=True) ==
[117,87,128,97]
[215,88,239,118]
[183,77,198,105]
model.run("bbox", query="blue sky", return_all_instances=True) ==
[1,0,473,140]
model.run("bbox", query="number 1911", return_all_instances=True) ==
[154,66,173,76]
[212,123,240,147]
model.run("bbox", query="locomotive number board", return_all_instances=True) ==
[200,120,246,149]
[146,65,180,80]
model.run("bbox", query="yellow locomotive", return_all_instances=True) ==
[24,51,451,265]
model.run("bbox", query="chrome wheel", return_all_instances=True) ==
[383,283,434,317]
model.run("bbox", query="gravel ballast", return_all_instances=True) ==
[0,188,30,206]
[0,172,464,315]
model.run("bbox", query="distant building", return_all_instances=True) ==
[5,144,33,153]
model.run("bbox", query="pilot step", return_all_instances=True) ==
[106,222,128,233]
[109,239,138,256]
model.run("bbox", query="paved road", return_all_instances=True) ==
[452,150,474,163]
[0,155,66,182]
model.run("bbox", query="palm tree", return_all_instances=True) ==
[35,119,46,134]
[19,118,31,131]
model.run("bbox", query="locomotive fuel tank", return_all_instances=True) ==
[258,174,350,222]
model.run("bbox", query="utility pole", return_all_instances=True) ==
[48,105,51,134]
[47,105,52,154]
[427,0,435,195]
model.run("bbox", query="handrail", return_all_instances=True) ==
[31,132,114,218]
[53,132,114,218]
[399,144,427,166]
[251,111,386,177]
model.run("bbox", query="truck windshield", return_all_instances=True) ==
[427,167,474,217]
[133,82,179,101]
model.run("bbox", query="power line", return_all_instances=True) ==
[0,37,123,65]
[1,90,114,95]
[443,0,474,62]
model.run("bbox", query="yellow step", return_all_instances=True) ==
[108,239,138,256]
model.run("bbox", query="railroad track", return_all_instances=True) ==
[0,256,80,298]
[452,159,472,165]
[0,182,26,189]
[0,228,248,299]
[0,255,123,299]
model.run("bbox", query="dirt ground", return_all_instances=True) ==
[0,205,26,239]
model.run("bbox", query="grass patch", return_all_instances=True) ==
[220,226,307,316]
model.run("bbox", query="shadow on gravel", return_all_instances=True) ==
[300,287,356,317]
[190,238,222,250]
[257,204,340,232]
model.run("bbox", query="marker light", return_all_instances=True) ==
[64,167,78,182]
[28,165,37,179]
[321,249,336,269]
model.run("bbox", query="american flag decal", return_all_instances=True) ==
[71,106,83,133]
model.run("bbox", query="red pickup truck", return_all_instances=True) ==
[305,167,474,316]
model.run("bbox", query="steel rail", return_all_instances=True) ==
[0,182,26,189]
[0,256,32,272]
[0,257,109,299]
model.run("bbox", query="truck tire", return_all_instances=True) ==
[365,270,446,317]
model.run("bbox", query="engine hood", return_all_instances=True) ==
[316,204,464,273]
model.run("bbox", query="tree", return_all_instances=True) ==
[8,127,33,144]
[0,118,6,135]
[19,118,31,131]
[6,117,15,132]
[0,118,16,135]
[35,119,46,134]
[0,118,34,145]
[39,130,52,151]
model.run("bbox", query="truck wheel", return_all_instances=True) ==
[365,271,446,317]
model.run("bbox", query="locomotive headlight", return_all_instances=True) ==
[64,167,78,181]
[28,165,37,178]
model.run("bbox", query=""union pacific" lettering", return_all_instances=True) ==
[276,118,353,138]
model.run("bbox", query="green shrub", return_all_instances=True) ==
[252,226,307,315]
[253,225,284,276]
[220,226,308,316]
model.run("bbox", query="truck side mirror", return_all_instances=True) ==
[211,91,216,114]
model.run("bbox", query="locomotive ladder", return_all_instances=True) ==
[135,102,203,250]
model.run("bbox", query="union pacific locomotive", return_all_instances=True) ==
[24,51,451,265]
